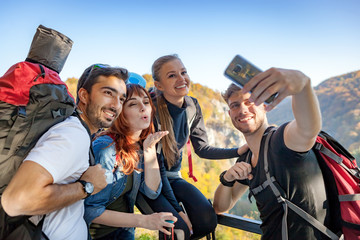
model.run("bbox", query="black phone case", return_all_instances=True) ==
[224,55,276,104]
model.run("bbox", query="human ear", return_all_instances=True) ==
[77,88,89,105]
[154,81,163,91]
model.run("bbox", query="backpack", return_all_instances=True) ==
[248,128,360,240]
[0,61,76,239]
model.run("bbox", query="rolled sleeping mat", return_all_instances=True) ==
[26,24,73,73]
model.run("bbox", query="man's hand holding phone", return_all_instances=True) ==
[241,67,311,111]
[224,55,277,106]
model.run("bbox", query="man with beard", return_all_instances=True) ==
[213,68,332,239]
[2,64,128,240]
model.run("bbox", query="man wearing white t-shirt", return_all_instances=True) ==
[2,64,128,240]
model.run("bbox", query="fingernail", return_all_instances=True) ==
[190,230,193,235]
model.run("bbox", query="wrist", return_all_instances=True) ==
[143,148,156,158]
[76,181,87,199]
[76,180,94,199]
[219,171,235,187]
[137,214,147,228]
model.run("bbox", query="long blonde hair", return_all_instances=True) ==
[152,54,181,169]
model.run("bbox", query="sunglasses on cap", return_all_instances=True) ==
[76,64,128,103]
[80,64,128,87]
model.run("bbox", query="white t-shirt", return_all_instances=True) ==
[25,116,90,240]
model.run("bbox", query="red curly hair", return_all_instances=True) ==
[106,84,155,175]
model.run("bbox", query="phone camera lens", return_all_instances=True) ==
[233,64,242,75]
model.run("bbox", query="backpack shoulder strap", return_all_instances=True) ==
[261,128,339,240]
[315,131,360,180]
[318,131,354,161]
[72,109,95,166]
[184,96,197,131]
[184,96,198,182]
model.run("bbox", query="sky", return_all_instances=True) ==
[0,0,359,92]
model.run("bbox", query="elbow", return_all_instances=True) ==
[2,189,29,216]
[147,194,159,200]
[213,202,221,214]
[212,197,228,215]
[1,191,15,216]
[2,186,53,216]
[143,182,162,200]
[213,202,226,215]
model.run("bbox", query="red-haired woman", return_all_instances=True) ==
[84,84,176,240]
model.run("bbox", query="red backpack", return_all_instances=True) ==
[314,131,360,239]
[251,129,360,239]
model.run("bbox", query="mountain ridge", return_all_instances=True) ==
[266,70,360,151]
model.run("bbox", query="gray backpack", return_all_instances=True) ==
[0,24,76,240]
[0,61,76,239]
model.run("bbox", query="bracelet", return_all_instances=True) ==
[219,171,235,187]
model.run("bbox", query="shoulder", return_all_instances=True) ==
[35,116,89,149]
[93,135,113,146]
[268,124,287,148]
[269,123,310,159]
[24,116,90,182]
[52,116,88,135]
[185,96,198,106]
[92,135,114,154]
[184,96,200,115]
[272,124,286,138]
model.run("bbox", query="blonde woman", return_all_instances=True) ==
[139,54,247,239]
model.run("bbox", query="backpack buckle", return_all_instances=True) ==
[314,142,323,151]
[17,106,26,117]
[277,195,286,204]
[51,109,65,118]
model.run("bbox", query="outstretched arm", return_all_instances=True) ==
[189,99,243,159]
[242,68,322,151]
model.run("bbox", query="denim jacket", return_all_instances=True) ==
[84,135,162,225]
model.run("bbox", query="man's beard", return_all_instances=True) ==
[85,101,116,130]
[232,115,264,136]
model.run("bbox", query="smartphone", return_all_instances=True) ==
[224,55,277,104]
[163,220,174,240]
